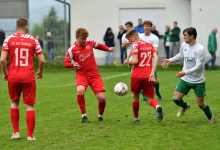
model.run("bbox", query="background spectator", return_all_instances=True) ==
[151,25,160,37]
[104,27,114,65]
[47,32,54,61]
[117,25,127,64]
[0,27,6,48]
[36,35,44,50]
[134,19,144,33]
[170,21,181,64]
[164,25,171,59]
[205,28,218,70]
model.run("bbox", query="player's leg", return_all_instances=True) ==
[90,75,106,121]
[8,81,21,140]
[23,81,36,140]
[174,79,191,117]
[110,51,113,65]
[144,79,163,122]
[76,75,89,123]
[154,70,163,100]
[130,78,142,122]
[194,82,214,122]
[95,92,106,121]
[133,93,140,122]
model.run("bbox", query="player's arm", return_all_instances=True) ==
[0,51,8,80]
[129,54,138,66]
[154,47,158,52]
[92,40,114,52]
[149,52,159,81]
[36,54,45,79]
[63,50,80,69]
[162,43,184,68]
[123,48,132,66]
[128,43,138,66]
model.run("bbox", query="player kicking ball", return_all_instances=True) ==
[161,27,214,123]
[64,28,114,123]
[0,17,45,140]
[126,29,163,122]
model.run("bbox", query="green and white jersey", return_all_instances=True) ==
[169,42,205,83]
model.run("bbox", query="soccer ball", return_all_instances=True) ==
[114,82,128,96]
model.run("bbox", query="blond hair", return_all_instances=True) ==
[125,29,139,39]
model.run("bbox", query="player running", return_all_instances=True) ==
[0,17,45,140]
[161,27,214,123]
[126,29,163,122]
[63,28,114,123]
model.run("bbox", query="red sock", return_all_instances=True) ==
[10,108,19,133]
[77,95,86,114]
[150,99,159,109]
[132,101,139,118]
[99,100,106,115]
[26,110,35,138]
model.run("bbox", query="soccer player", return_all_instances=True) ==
[126,29,163,122]
[122,21,135,67]
[0,17,45,140]
[140,20,163,101]
[161,27,214,123]
[63,28,114,123]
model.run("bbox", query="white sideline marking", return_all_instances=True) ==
[45,72,130,88]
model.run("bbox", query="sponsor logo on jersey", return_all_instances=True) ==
[185,57,195,63]
[76,51,80,53]
[85,45,90,50]
[79,52,92,61]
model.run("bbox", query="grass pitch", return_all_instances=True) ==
[0,66,219,150]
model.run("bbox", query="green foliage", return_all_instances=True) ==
[31,24,43,38]
[0,69,220,149]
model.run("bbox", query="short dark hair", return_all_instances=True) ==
[143,20,153,27]
[125,21,133,27]
[173,21,178,24]
[16,17,28,29]
[183,27,197,39]
[138,19,142,21]
[125,29,139,39]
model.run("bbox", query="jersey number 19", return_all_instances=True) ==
[15,48,29,66]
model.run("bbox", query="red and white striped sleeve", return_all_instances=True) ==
[88,39,109,51]
[2,37,10,52]
[63,46,74,68]
[35,39,43,55]
[132,42,139,55]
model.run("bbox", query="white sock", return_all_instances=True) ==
[156,105,160,110]
[134,118,139,121]
[98,114,103,118]
[82,114,87,118]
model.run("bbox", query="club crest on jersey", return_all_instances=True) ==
[85,45,90,50]
[79,52,92,61]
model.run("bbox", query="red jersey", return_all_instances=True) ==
[64,39,109,77]
[131,40,156,78]
[2,33,43,82]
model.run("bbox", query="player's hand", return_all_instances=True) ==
[74,62,80,70]
[3,73,8,81]
[109,47,114,52]
[36,71,43,79]
[170,32,172,35]
[176,71,186,78]
[123,59,128,66]
[125,41,131,46]
[149,73,155,82]
[161,59,170,68]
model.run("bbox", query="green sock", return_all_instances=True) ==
[201,104,213,119]
[173,97,187,109]
[141,90,146,100]
[154,81,160,95]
